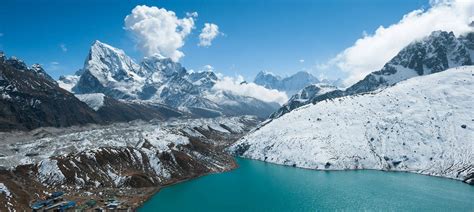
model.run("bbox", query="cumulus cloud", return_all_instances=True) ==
[198,23,222,47]
[326,0,474,86]
[213,75,288,105]
[202,64,214,71]
[124,5,197,62]
[59,44,67,52]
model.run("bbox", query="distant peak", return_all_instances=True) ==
[143,53,169,62]
[31,63,43,70]
[293,71,311,76]
[90,40,123,54]
[257,70,278,77]
[427,30,455,40]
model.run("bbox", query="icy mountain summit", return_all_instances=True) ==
[60,41,279,118]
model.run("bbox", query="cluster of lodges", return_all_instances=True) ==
[31,192,130,211]
[31,192,75,211]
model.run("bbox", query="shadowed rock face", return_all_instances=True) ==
[271,30,474,119]
[0,54,102,131]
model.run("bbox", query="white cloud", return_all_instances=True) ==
[202,64,214,71]
[213,75,288,104]
[299,59,305,63]
[198,23,221,47]
[326,0,474,86]
[47,61,61,71]
[60,44,67,52]
[124,5,197,62]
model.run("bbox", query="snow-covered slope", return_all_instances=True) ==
[59,41,279,118]
[230,66,474,183]
[271,30,474,119]
[75,93,106,111]
[269,83,338,118]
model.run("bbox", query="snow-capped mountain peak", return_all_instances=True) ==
[59,41,280,118]
[140,54,186,78]
[85,40,142,84]
[271,30,474,119]
[254,70,320,95]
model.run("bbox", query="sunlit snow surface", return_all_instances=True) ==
[75,93,106,111]
[231,66,474,181]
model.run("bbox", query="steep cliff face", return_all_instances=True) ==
[0,53,102,131]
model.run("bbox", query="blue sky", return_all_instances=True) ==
[0,0,431,80]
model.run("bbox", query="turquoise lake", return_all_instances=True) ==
[140,158,474,211]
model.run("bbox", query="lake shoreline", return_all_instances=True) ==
[139,158,474,211]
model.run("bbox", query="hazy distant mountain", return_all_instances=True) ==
[254,71,321,95]
[270,30,474,118]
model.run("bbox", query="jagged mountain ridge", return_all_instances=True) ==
[254,70,323,95]
[61,41,279,118]
[0,52,185,131]
[0,53,103,131]
[230,66,474,184]
[270,30,474,118]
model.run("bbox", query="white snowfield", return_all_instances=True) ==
[75,93,106,111]
[230,66,474,181]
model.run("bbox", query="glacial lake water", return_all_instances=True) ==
[140,158,474,211]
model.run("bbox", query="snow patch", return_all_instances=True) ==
[75,93,106,111]
[37,159,66,185]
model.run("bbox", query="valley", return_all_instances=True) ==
[0,0,473,209]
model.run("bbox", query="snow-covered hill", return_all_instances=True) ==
[230,66,474,183]
[60,41,279,118]
[271,31,474,119]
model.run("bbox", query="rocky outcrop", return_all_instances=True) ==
[0,53,102,131]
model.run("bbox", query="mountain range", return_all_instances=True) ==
[59,41,279,119]
[270,31,474,118]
